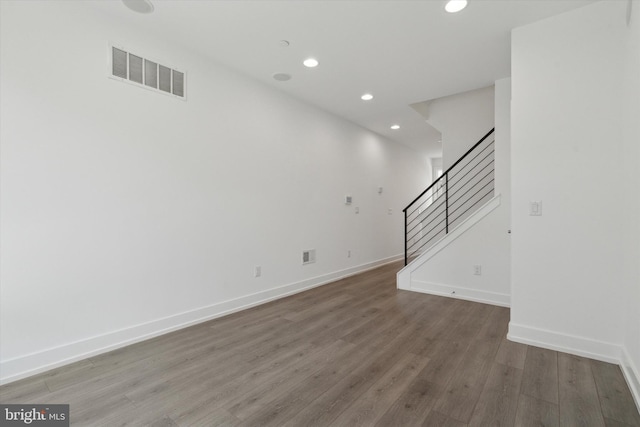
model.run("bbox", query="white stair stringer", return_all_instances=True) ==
[397,195,506,305]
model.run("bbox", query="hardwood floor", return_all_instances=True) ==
[1,261,639,426]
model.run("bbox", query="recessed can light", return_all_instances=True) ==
[279,40,290,47]
[390,125,400,130]
[445,0,467,13]
[361,93,374,101]
[303,58,319,68]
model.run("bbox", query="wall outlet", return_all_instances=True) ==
[254,266,261,277]
[347,250,351,258]
[388,208,393,215]
[355,206,360,214]
[473,265,482,276]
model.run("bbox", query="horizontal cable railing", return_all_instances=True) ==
[403,128,495,265]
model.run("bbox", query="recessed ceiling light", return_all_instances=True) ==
[303,58,319,68]
[273,73,292,82]
[445,0,467,13]
[279,40,290,47]
[361,93,374,101]
[390,125,400,130]
[122,0,154,14]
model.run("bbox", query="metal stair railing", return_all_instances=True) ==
[403,128,495,265]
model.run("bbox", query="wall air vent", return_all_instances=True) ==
[109,44,186,100]
[302,249,316,265]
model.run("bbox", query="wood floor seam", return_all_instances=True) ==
[1,261,638,426]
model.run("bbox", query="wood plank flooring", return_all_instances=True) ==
[1,261,639,426]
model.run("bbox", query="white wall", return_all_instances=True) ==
[426,86,495,170]
[398,79,511,307]
[622,0,640,405]
[0,1,429,383]
[494,78,511,203]
[509,1,629,364]
[407,198,510,306]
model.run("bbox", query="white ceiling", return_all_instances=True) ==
[91,0,597,155]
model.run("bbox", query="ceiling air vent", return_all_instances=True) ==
[109,44,186,100]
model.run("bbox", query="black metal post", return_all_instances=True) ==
[404,210,408,265]
[445,172,449,234]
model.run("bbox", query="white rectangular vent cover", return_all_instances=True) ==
[109,44,186,99]
[302,249,316,265]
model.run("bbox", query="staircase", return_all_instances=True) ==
[403,129,495,265]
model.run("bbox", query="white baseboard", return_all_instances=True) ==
[621,347,640,413]
[508,322,640,414]
[407,280,510,307]
[0,254,401,385]
[507,322,622,364]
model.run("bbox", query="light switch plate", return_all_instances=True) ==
[529,201,542,216]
